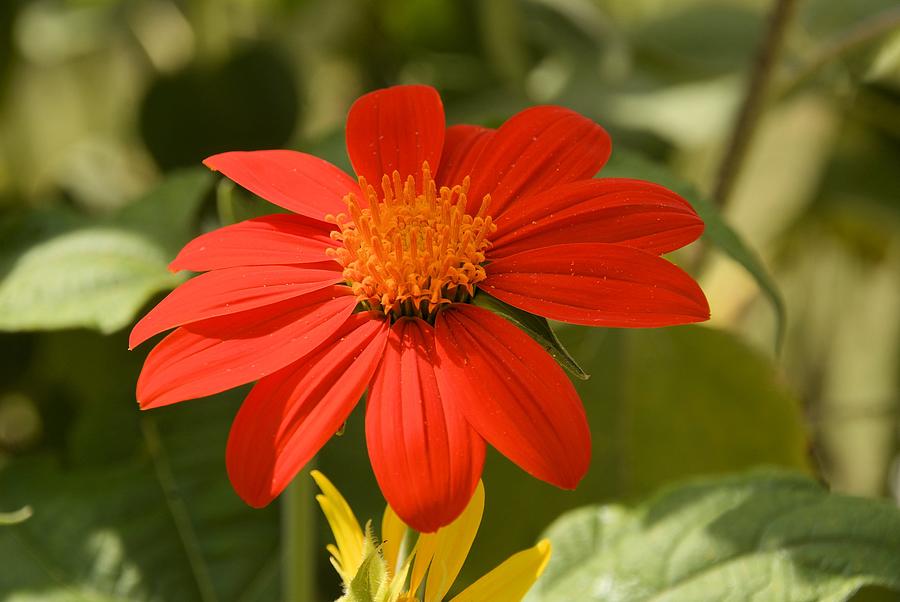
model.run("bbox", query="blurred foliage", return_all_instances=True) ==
[0,170,211,333]
[1,0,899,600]
[140,44,299,170]
[0,395,280,601]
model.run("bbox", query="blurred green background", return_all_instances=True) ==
[0,0,898,600]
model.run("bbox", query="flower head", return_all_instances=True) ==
[312,470,551,602]
[130,84,709,531]
[326,163,494,320]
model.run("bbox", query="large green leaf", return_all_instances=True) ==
[0,226,180,333]
[0,395,279,602]
[527,471,900,602]
[0,169,211,334]
[601,149,787,349]
[566,325,811,496]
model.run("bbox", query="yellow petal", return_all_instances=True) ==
[387,545,415,602]
[408,531,438,596]
[311,470,365,580]
[424,481,485,602]
[381,504,408,574]
[449,539,552,602]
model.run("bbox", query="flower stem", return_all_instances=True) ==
[712,0,800,208]
[283,467,317,602]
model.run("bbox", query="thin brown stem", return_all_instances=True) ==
[712,0,801,208]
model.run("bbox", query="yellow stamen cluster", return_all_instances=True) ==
[326,162,495,321]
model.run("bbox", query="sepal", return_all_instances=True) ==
[472,292,589,380]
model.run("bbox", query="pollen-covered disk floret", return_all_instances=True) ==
[326,162,495,321]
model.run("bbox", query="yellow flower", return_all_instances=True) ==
[312,470,551,602]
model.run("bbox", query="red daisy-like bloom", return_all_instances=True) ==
[131,85,708,532]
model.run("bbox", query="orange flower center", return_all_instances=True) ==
[326,162,495,321]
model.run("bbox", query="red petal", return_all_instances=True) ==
[345,85,445,186]
[169,215,337,272]
[466,106,611,217]
[435,124,494,188]
[490,179,704,258]
[203,150,358,221]
[434,305,590,489]
[226,312,388,507]
[130,265,344,349]
[483,243,710,327]
[366,318,485,533]
[136,287,356,409]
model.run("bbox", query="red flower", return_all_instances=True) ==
[131,85,708,532]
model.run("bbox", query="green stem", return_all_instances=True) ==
[283,466,317,602]
[478,0,528,92]
[0,506,32,526]
[216,179,238,226]
[711,0,800,208]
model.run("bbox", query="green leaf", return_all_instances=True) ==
[0,396,279,602]
[472,291,589,380]
[577,326,810,495]
[527,471,900,602]
[0,169,212,334]
[601,148,787,350]
[0,227,180,333]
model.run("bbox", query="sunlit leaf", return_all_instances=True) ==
[527,471,900,601]
[0,227,179,333]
